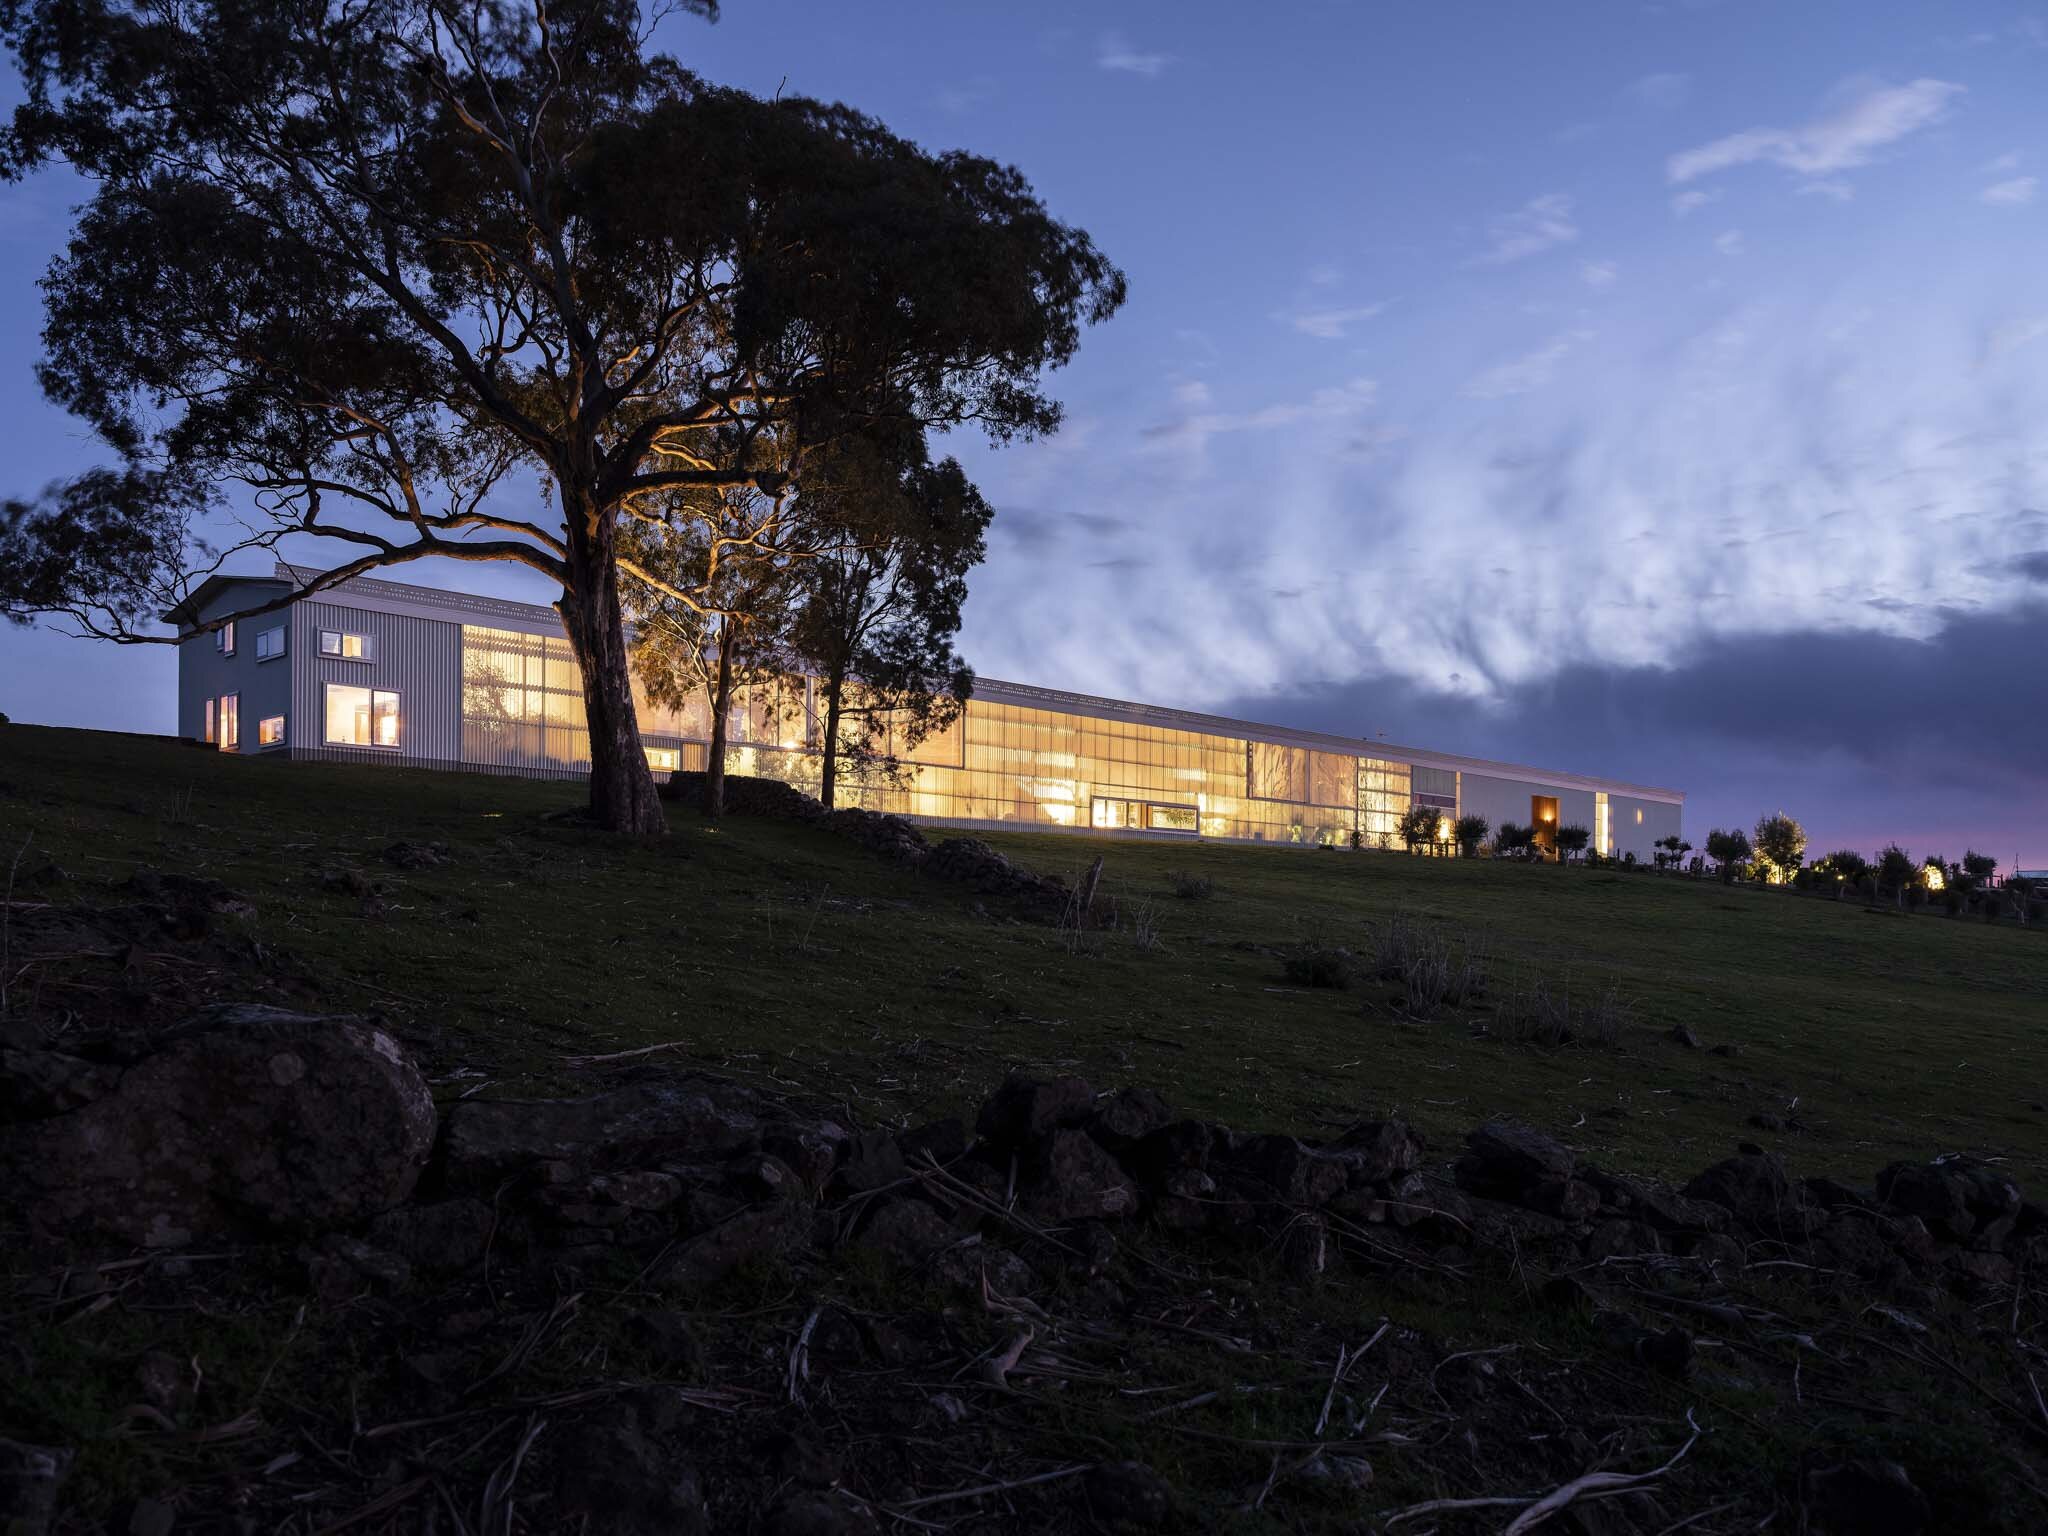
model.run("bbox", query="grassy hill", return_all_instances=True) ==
[4,722,2042,1186]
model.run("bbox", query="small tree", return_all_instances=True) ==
[1962,850,1998,886]
[1814,849,1869,900]
[1398,804,1442,854]
[1704,828,1752,883]
[1555,823,1591,864]
[1496,821,1533,858]
[1751,811,1807,884]
[1876,844,1916,910]
[1454,814,1489,859]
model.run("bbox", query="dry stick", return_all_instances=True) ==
[889,1462,1092,1513]
[786,1307,821,1405]
[1500,1428,1702,1536]
[558,1039,688,1067]
[476,1414,547,1536]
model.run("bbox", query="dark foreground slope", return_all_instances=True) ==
[3,725,2047,1533]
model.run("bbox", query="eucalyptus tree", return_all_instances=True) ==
[786,435,991,810]
[0,0,1123,832]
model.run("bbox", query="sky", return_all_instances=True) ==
[3,1,2047,862]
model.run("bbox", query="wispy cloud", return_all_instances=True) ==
[1626,71,1691,110]
[1469,193,1579,266]
[1282,302,1388,340]
[1981,150,2023,175]
[1797,178,1854,202]
[1142,377,1380,447]
[1580,260,1619,289]
[1982,176,2038,206]
[1667,77,1963,184]
[1670,188,1720,218]
[1714,228,1747,256]
[1097,32,1168,77]
[1464,331,1590,398]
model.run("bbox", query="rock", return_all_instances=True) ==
[898,1117,968,1168]
[0,1439,73,1536]
[1333,1119,1424,1184]
[975,1073,1095,1150]
[760,1431,842,1489]
[1747,1111,1786,1133]
[440,1080,764,1186]
[623,1309,703,1378]
[1229,1134,1349,1207]
[113,1499,176,1536]
[1635,1325,1694,1379]
[762,1122,851,1194]
[1667,1024,1700,1048]
[0,1006,434,1247]
[1126,1120,1214,1185]
[1153,1168,1215,1231]
[552,1418,705,1535]
[367,1200,494,1276]
[1527,1177,1600,1224]
[1088,1086,1173,1150]
[1585,1218,1664,1261]
[382,839,451,870]
[856,1199,956,1268]
[1811,1214,1910,1286]
[1709,1042,1743,1057]
[834,1130,907,1193]
[1577,1168,1729,1234]
[308,1234,412,1298]
[763,1490,876,1536]
[1020,1129,1140,1222]
[1802,1177,1876,1212]
[1803,1459,1930,1535]
[1683,1151,1817,1239]
[1084,1461,1175,1529]
[661,1203,809,1294]
[1875,1162,1973,1242]
[0,1048,120,1123]
[1458,1121,1575,1197]
[1687,1232,1747,1268]
[1282,1211,1331,1278]
[133,1352,193,1419]
[1944,1247,2017,1289]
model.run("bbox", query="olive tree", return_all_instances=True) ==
[0,0,1123,832]
[1751,811,1807,882]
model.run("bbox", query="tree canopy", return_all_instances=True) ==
[0,0,1123,830]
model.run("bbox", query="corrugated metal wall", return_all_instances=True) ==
[291,601,462,762]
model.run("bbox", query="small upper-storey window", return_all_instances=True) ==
[258,714,286,748]
[255,625,286,662]
[319,630,374,661]
[214,620,236,656]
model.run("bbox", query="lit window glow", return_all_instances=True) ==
[325,683,400,747]
[258,714,285,747]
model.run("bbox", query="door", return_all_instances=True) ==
[1531,795,1558,858]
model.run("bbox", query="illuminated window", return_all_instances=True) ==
[325,683,400,748]
[214,621,235,656]
[1147,804,1199,833]
[218,693,239,750]
[258,714,286,747]
[1594,792,1611,856]
[461,625,588,770]
[1635,808,1643,825]
[1249,741,1308,801]
[254,625,286,661]
[645,746,680,772]
[202,697,215,744]
[319,630,374,660]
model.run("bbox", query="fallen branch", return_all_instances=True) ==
[889,1462,1090,1513]
[558,1039,688,1068]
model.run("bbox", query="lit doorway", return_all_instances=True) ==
[1531,795,1559,859]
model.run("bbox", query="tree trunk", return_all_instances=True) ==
[704,624,737,820]
[819,660,847,811]
[557,515,666,837]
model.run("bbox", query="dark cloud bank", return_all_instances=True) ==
[1226,602,2048,860]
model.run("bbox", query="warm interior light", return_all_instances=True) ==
[1923,863,1945,891]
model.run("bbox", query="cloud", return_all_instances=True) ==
[2015,551,2048,581]
[1670,188,1720,217]
[1981,150,2023,174]
[1982,176,2038,205]
[1714,228,1746,256]
[935,78,995,114]
[1141,377,1380,448]
[1797,178,1854,202]
[1626,71,1691,110]
[1283,302,1388,340]
[1580,260,1619,289]
[1464,331,1589,398]
[1097,32,1168,76]
[1667,77,1963,184]
[1469,193,1579,266]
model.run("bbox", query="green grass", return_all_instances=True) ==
[4,721,2045,1189]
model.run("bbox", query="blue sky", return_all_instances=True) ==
[5,1,2047,861]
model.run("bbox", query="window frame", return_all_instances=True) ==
[257,714,287,749]
[214,620,235,657]
[202,697,215,745]
[318,629,375,662]
[323,681,402,749]
[254,624,287,662]
[218,692,240,751]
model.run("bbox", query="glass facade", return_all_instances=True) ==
[456,624,1467,843]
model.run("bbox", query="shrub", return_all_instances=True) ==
[1487,970,1632,1049]
[1555,824,1590,862]
[1704,828,1751,883]
[1398,804,1443,854]
[1963,849,1998,883]
[1166,870,1214,900]
[1454,814,1489,858]
[1876,844,1916,909]
[1496,821,1535,859]
[1752,811,1807,883]
[1282,926,1354,989]
[1365,910,1489,1017]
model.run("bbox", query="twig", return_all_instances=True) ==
[1501,1426,1701,1535]
[787,1308,820,1405]
[477,1414,546,1536]
[558,1039,687,1067]
[889,1462,1090,1512]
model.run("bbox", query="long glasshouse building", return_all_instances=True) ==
[166,564,1684,858]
